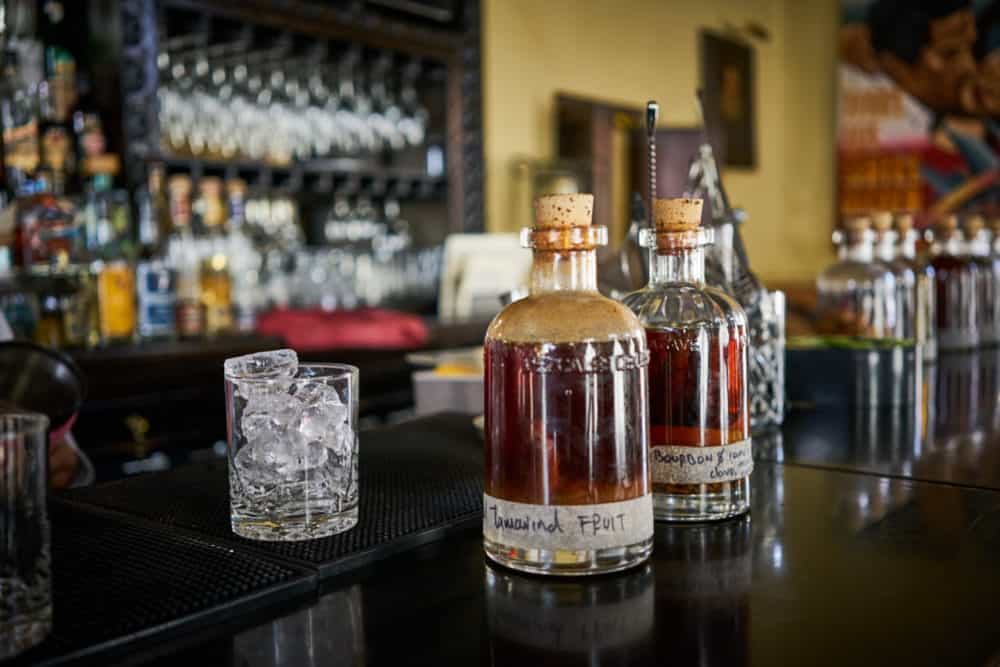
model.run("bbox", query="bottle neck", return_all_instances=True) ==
[839,238,874,262]
[649,246,706,285]
[874,236,896,262]
[530,249,597,294]
[897,235,917,260]
[931,235,963,256]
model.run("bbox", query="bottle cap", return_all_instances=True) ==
[168,174,192,196]
[226,178,248,197]
[533,193,593,229]
[935,215,959,233]
[653,198,703,232]
[990,218,1000,234]
[843,216,872,233]
[199,176,223,198]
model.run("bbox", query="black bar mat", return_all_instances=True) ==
[64,413,484,578]
[9,501,316,667]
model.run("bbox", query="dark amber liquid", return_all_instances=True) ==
[930,254,977,336]
[484,338,648,505]
[646,327,747,496]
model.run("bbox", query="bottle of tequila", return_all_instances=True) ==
[166,174,204,339]
[197,177,233,336]
[484,193,653,575]
[928,216,979,350]
[623,198,751,522]
[135,165,176,340]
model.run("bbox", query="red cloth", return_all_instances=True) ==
[256,308,430,351]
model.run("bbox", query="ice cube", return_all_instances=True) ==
[324,420,355,460]
[292,380,343,407]
[277,441,329,476]
[224,349,298,381]
[240,411,285,449]
[291,403,347,446]
[232,445,285,497]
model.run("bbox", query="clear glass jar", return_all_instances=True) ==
[484,193,653,576]
[963,216,997,346]
[893,213,936,360]
[928,216,979,350]
[623,198,751,522]
[816,217,897,337]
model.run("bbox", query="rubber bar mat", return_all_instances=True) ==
[8,500,316,667]
[64,413,484,578]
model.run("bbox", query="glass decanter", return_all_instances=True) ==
[816,217,897,337]
[484,193,653,576]
[893,213,936,361]
[964,216,997,345]
[928,216,979,350]
[623,198,751,522]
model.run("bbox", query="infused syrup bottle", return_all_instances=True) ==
[963,216,997,346]
[623,198,751,522]
[929,215,979,350]
[484,193,653,576]
[894,213,936,360]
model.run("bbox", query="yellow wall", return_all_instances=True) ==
[481,0,839,284]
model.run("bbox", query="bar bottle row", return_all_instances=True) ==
[484,193,752,577]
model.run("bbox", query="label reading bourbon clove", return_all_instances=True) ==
[483,494,653,552]
[650,439,753,485]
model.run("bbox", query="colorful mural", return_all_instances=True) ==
[838,0,999,222]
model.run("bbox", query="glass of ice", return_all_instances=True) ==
[225,350,359,541]
[0,412,52,659]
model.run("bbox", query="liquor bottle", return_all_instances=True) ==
[135,165,176,340]
[928,216,979,350]
[198,177,233,336]
[872,211,933,357]
[226,178,260,333]
[816,217,897,337]
[0,50,42,196]
[963,216,997,346]
[623,198,751,522]
[167,174,204,338]
[991,219,1000,347]
[484,193,653,575]
[92,172,136,345]
[894,213,936,360]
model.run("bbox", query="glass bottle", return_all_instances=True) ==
[135,165,177,341]
[963,216,997,346]
[816,217,897,337]
[992,219,1000,348]
[1,50,42,195]
[226,179,260,333]
[166,174,204,338]
[198,177,233,336]
[95,257,136,345]
[928,216,979,350]
[894,213,936,361]
[623,198,751,522]
[484,193,653,576]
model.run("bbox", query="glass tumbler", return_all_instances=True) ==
[225,363,359,541]
[0,412,52,659]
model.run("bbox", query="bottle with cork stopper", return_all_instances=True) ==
[893,212,937,360]
[990,218,1000,345]
[928,215,979,349]
[816,216,897,338]
[622,197,752,522]
[962,215,997,345]
[484,193,653,575]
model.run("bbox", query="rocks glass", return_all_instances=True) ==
[225,350,359,541]
[0,412,52,659]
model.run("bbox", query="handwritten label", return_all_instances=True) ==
[483,494,653,552]
[650,439,753,485]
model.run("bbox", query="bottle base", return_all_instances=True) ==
[653,479,750,522]
[483,537,653,576]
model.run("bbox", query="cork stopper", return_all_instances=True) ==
[990,218,1000,234]
[844,216,872,233]
[168,174,192,196]
[199,176,223,198]
[533,194,593,229]
[871,211,893,234]
[935,215,959,233]
[963,215,985,236]
[895,213,914,235]
[654,198,703,232]
[227,178,248,197]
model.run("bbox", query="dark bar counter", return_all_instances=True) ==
[13,350,1000,666]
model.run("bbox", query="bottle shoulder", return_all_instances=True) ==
[486,291,644,344]
[622,282,743,331]
[817,259,895,287]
